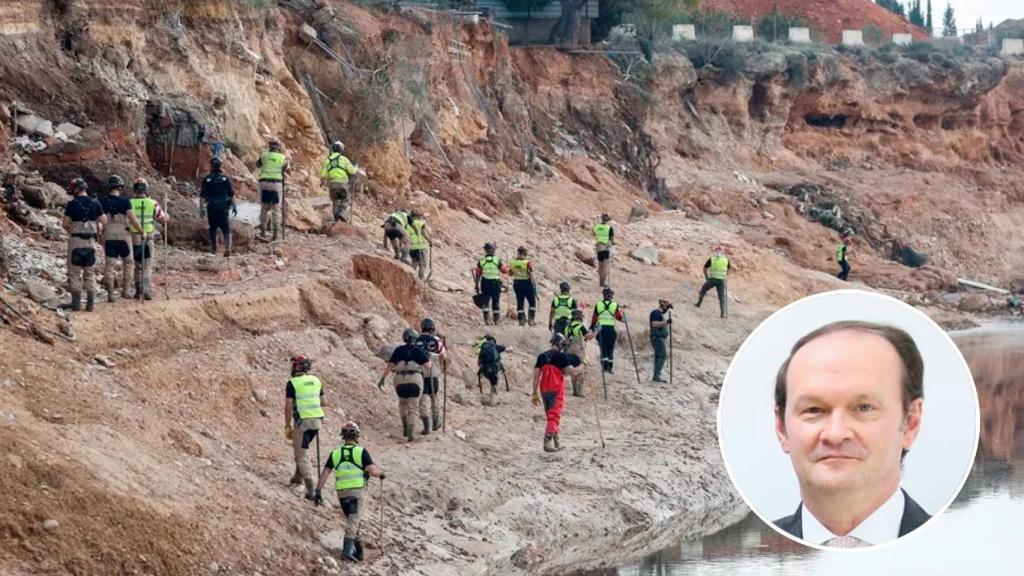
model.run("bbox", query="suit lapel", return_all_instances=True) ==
[898,489,932,537]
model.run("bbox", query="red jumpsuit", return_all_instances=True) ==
[535,350,579,436]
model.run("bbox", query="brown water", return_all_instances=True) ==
[591,325,1024,576]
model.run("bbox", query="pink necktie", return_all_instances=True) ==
[824,535,870,548]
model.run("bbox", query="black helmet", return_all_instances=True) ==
[69,177,88,194]
[571,309,584,320]
[210,156,223,170]
[483,333,496,343]
[601,212,611,222]
[603,287,614,299]
[268,137,282,150]
[559,281,571,293]
[340,421,360,440]
[420,317,435,333]
[517,245,528,256]
[550,333,568,350]
[402,328,419,344]
[291,354,312,375]
[107,175,125,190]
[484,242,496,254]
[331,141,344,153]
[132,177,149,195]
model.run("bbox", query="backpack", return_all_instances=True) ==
[477,340,500,368]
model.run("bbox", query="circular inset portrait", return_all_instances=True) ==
[718,289,979,550]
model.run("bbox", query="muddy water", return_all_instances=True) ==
[591,325,1024,576]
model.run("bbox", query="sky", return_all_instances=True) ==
[932,0,1023,33]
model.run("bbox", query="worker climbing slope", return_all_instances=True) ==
[563,308,595,396]
[414,317,446,433]
[256,137,288,240]
[509,246,537,326]
[98,175,141,302]
[199,157,236,257]
[548,281,577,336]
[406,210,432,281]
[695,245,732,319]
[836,235,852,281]
[381,209,410,262]
[284,354,325,500]
[61,178,107,311]
[320,140,358,223]
[129,178,169,301]
[474,242,508,325]
[382,328,431,442]
[475,334,509,404]
[590,286,625,373]
[532,333,583,452]
[649,299,672,383]
[593,213,615,287]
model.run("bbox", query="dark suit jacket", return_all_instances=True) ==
[773,489,931,542]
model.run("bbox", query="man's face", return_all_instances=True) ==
[775,330,922,497]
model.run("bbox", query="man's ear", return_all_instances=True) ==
[901,397,923,452]
[775,406,791,454]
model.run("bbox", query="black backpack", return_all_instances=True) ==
[478,341,500,368]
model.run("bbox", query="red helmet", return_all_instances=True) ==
[291,354,312,374]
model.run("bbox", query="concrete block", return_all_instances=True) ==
[892,33,913,45]
[789,27,811,43]
[1002,38,1024,56]
[732,25,754,42]
[55,122,82,138]
[841,30,864,46]
[672,24,696,41]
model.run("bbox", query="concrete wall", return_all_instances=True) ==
[788,27,811,43]
[1002,38,1024,56]
[841,30,864,46]
[672,24,696,41]
[733,25,754,42]
[892,33,913,46]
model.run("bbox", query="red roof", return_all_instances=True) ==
[702,0,931,43]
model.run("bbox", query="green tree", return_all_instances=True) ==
[877,0,906,18]
[942,1,956,37]
[624,0,700,60]
[501,0,554,11]
[926,0,933,33]
[908,0,924,27]
[974,17,983,34]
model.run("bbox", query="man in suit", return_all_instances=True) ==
[773,320,929,548]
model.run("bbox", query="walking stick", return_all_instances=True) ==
[162,188,169,300]
[280,173,287,241]
[599,354,608,401]
[583,350,606,448]
[442,335,447,432]
[378,478,385,555]
[477,372,482,394]
[426,241,434,281]
[502,368,510,392]
[623,315,641,387]
[315,427,321,481]
[668,310,673,387]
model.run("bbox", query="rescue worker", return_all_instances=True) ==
[548,281,577,336]
[129,178,170,301]
[381,210,410,261]
[199,156,236,257]
[61,178,107,311]
[649,299,672,383]
[313,421,385,563]
[406,210,432,280]
[320,140,359,222]
[593,213,615,287]
[531,333,583,452]
[563,308,595,396]
[695,245,731,319]
[590,286,625,374]
[284,354,324,500]
[382,328,431,442]
[99,175,142,302]
[414,317,446,432]
[836,236,852,281]
[509,245,537,326]
[474,242,508,325]
[256,137,288,240]
[475,334,508,403]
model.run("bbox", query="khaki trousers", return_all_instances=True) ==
[336,487,364,539]
[291,417,322,484]
[67,237,97,292]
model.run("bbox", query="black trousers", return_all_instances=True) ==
[598,326,617,371]
[208,203,231,249]
[513,279,536,312]
[837,259,850,281]
[480,279,502,312]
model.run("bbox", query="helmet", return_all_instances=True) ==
[571,309,584,320]
[517,245,528,256]
[550,333,568,350]
[340,421,360,440]
[603,287,614,299]
[69,177,88,193]
[268,137,281,150]
[483,333,496,343]
[559,281,571,293]
[484,242,496,254]
[132,177,149,195]
[410,209,423,220]
[402,328,419,344]
[291,354,312,375]
[107,175,125,190]
[420,317,435,333]
[331,141,344,153]
[601,212,611,222]
[210,156,223,170]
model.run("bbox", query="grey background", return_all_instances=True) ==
[718,289,979,521]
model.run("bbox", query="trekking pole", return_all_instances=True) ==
[623,315,641,387]
[280,173,287,240]
[162,188,169,300]
[441,335,447,432]
[315,427,321,480]
[378,478,385,556]
[599,356,608,401]
[584,350,606,448]
[668,310,674,387]
[426,241,434,281]
[140,228,148,306]
[503,369,510,392]
[477,372,482,394]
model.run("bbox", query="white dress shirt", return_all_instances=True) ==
[802,486,905,547]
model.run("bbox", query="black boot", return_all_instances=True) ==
[491,310,501,325]
[85,291,95,312]
[421,416,430,435]
[341,537,358,562]
[60,291,82,311]
[353,538,364,561]
[432,410,442,431]
[528,309,537,326]
[482,310,491,325]
[517,310,526,326]
[402,417,414,442]
[135,282,143,300]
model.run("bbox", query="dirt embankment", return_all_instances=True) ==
[1,1,1024,574]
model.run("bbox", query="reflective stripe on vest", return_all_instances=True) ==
[290,374,324,420]
[596,300,618,326]
[479,256,501,280]
[259,151,287,181]
[836,244,846,263]
[408,220,427,250]
[564,320,585,342]
[593,223,611,244]
[552,294,574,320]
[129,197,156,234]
[509,259,530,280]
[709,256,729,280]
[331,445,366,490]
[322,152,354,183]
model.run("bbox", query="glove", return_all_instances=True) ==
[532,391,540,407]
[379,472,386,480]
[666,318,672,325]
[377,375,385,390]
[313,489,323,507]
[230,204,238,217]
[284,425,293,441]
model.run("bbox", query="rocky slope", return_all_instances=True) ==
[1,1,1023,574]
